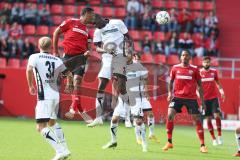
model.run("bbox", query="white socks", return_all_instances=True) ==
[141,123,147,145]
[148,116,155,136]
[135,124,141,140]
[41,127,64,154]
[110,122,118,143]
[96,92,104,119]
[51,123,69,151]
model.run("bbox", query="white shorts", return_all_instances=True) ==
[98,66,112,79]
[35,99,59,122]
[130,98,152,117]
[113,97,129,118]
[112,54,127,76]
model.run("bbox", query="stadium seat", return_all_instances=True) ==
[154,54,166,64]
[190,1,202,10]
[128,30,140,40]
[153,31,165,41]
[0,58,7,68]
[51,4,63,14]
[26,0,37,2]
[24,25,36,35]
[92,6,102,14]
[141,54,154,63]
[115,8,126,18]
[89,0,100,5]
[8,58,20,68]
[64,5,76,16]
[36,26,49,36]
[37,4,50,10]
[133,41,141,52]
[20,59,28,68]
[152,0,164,8]
[167,55,180,65]
[165,1,177,9]
[210,57,219,67]
[141,31,153,40]
[192,11,201,19]
[64,0,75,4]
[178,0,189,9]
[102,7,114,18]
[114,0,126,7]
[203,2,214,11]
[192,57,203,66]
[77,5,85,15]
[52,16,62,25]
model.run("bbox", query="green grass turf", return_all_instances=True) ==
[0,117,238,160]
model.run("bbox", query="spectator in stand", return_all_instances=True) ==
[193,12,205,33]
[10,3,24,24]
[165,32,178,56]
[37,5,52,26]
[178,32,194,56]
[205,31,219,57]
[125,8,137,29]
[153,39,164,54]
[24,3,37,25]
[194,33,205,57]
[167,9,179,32]
[205,11,218,35]
[207,22,220,40]
[8,22,23,54]
[0,3,11,24]
[178,9,193,33]
[6,37,19,59]
[142,35,152,54]
[142,4,152,30]
[101,0,113,4]
[0,23,8,47]
[21,37,35,59]
[150,12,158,32]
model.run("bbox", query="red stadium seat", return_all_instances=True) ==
[154,54,166,64]
[203,2,214,11]
[152,0,164,8]
[114,0,126,7]
[37,4,50,10]
[192,11,201,19]
[77,5,85,15]
[8,58,20,68]
[24,25,36,35]
[51,4,63,14]
[115,8,126,18]
[89,0,100,5]
[64,5,75,16]
[190,1,202,10]
[210,57,219,67]
[20,59,28,68]
[153,31,165,41]
[0,58,7,68]
[52,16,62,25]
[141,54,154,63]
[178,0,189,9]
[165,1,177,9]
[167,55,180,65]
[92,6,102,14]
[192,57,203,66]
[102,7,114,18]
[141,31,153,40]
[64,0,75,4]
[36,25,49,36]
[134,41,141,52]
[128,30,140,40]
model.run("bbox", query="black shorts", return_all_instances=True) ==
[204,98,221,116]
[169,97,200,115]
[62,54,87,76]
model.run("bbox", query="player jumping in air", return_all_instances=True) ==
[26,37,71,160]
[199,56,225,146]
[162,50,208,153]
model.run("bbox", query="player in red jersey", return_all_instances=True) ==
[53,7,94,122]
[162,50,208,153]
[200,56,225,146]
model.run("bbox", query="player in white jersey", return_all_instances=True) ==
[26,37,71,160]
[92,14,133,149]
[130,54,160,144]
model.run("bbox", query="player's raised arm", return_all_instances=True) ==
[53,26,62,57]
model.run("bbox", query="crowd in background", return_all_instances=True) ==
[0,0,219,61]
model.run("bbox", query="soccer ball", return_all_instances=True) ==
[156,11,170,25]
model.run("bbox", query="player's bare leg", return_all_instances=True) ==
[192,114,208,153]
[233,127,240,156]
[214,113,223,144]
[146,111,160,143]
[135,117,147,152]
[87,78,109,127]
[206,116,217,146]
[162,108,175,151]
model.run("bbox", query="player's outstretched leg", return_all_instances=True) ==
[206,117,217,146]
[215,113,223,145]
[147,111,160,143]
[234,127,240,156]
[140,123,147,152]
[125,105,132,128]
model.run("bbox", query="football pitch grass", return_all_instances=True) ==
[0,117,238,160]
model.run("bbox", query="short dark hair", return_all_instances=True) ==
[203,56,211,61]
[133,52,141,59]
[81,7,94,16]
[181,49,191,56]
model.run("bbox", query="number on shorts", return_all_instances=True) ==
[169,102,175,107]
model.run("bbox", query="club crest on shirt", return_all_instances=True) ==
[211,73,214,76]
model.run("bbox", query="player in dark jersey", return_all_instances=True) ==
[162,50,208,153]
[200,56,225,146]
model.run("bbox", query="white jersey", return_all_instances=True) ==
[93,19,128,55]
[101,53,112,67]
[28,52,66,100]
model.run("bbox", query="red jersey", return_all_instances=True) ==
[59,18,90,55]
[200,68,219,100]
[170,64,201,99]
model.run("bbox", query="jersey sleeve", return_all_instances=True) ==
[93,29,102,43]
[170,67,175,81]
[117,20,128,34]
[59,19,72,33]
[27,54,36,68]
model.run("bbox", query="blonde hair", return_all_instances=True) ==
[38,37,52,51]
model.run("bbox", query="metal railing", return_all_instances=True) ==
[217,58,240,79]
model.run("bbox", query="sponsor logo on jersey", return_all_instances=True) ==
[102,28,119,35]
[72,28,88,36]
